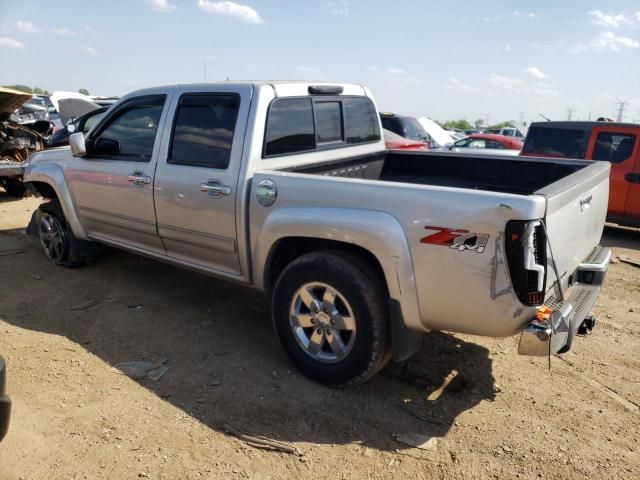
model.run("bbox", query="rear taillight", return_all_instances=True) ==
[505,220,547,306]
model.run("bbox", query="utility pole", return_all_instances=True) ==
[204,60,207,82]
[566,107,575,121]
[614,98,630,122]
[519,111,525,124]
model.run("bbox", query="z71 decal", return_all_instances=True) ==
[420,226,490,254]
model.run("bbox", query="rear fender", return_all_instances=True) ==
[253,207,423,333]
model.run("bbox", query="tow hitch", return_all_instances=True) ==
[578,315,596,335]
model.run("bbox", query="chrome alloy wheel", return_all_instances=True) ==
[289,282,356,363]
[38,212,68,263]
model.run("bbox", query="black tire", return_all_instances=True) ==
[35,201,91,268]
[2,179,26,197]
[272,251,391,386]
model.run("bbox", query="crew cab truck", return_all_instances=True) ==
[24,82,611,386]
[522,121,640,228]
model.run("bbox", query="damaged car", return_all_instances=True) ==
[0,87,48,197]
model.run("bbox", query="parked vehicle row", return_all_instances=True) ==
[24,81,610,386]
[522,121,640,227]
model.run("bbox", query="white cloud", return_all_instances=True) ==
[590,31,639,51]
[446,77,480,94]
[0,37,24,48]
[588,10,630,28]
[197,1,263,24]
[16,20,40,34]
[366,66,379,72]
[637,11,640,22]
[52,27,79,37]
[533,85,559,97]
[83,46,98,56]
[514,11,536,18]
[386,67,404,75]
[489,74,526,91]
[147,0,177,12]
[524,66,548,79]
[327,0,348,17]
[295,66,319,73]
[505,44,512,51]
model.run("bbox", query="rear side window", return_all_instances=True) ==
[522,127,587,158]
[592,132,636,164]
[169,94,240,169]
[264,96,380,157]
[265,98,315,156]
[345,98,380,143]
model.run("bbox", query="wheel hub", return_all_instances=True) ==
[289,282,356,364]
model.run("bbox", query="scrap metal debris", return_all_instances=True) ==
[70,299,99,311]
[426,369,459,401]
[618,255,640,269]
[223,424,301,455]
[114,359,170,381]
[0,248,26,257]
[393,433,439,451]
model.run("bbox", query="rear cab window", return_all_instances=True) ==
[264,95,380,157]
[522,126,588,158]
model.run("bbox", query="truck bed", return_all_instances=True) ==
[286,150,589,195]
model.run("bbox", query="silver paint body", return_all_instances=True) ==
[24,82,610,338]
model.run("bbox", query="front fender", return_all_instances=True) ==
[24,158,87,240]
[253,207,424,332]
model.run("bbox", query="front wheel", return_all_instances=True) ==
[272,251,391,386]
[36,202,90,268]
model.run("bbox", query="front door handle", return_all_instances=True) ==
[625,173,640,184]
[200,180,231,198]
[127,171,151,186]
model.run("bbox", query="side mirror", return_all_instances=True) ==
[69,132,87,157]
[67,123,76,134]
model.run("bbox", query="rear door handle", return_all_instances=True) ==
[200,180,231,198]
[127,171,151,186]
[625,173,640,184]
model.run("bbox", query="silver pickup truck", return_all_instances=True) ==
[24,82,611,386]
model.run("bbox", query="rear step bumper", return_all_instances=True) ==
[518,246,610,356]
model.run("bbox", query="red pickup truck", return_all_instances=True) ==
[522,121,640,227]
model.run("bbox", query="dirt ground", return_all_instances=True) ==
[0,194,638,480]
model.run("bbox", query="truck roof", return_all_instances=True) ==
[530,120,640,130]
[122,81,369,99]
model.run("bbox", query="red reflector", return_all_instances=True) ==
[528,292,543,304]
[511,233,519,241]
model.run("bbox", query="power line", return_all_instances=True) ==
[614,98,630,122]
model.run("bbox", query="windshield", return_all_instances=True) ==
[401,117,429,141]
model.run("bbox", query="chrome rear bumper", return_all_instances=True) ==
[518,246,610,356]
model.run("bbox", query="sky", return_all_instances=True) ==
[1,0,640,124]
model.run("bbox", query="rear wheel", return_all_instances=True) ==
[272,251,391,386]
[36,202,90,268]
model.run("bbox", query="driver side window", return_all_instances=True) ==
[91,96,165,160]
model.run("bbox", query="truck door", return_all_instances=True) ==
[586,125,639,217]
[153,85,252,277]
[66,94,169,253]
[623,152,640,222]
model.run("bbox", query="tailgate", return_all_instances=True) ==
[536,160,610,290]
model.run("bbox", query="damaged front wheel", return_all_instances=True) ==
[36,202,91,268]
